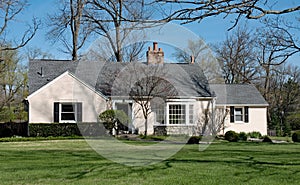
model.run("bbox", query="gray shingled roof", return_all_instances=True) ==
[28,59,213,97]
[210,84,268,106]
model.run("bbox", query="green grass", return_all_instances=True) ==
[0,140,300,185]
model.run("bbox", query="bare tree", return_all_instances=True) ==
[25,47,54,60]
[172,39,208,63]
[48,0,91,60]
[195,101,229,136]
[214,27,259,84]
[84,0,152,62]
[111,63,176,136]
[0,0,39,51]
[172,39,223,83]
[154,0,300,28]
[267,64,300,136]
[130,65,177,136]
[256,18,300,102]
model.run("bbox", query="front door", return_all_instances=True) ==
[115,103,132,132]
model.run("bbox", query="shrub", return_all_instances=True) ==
[238,132,248,141]
[262,136,272,143]
[225,131,238,142]
[292,131,300,142]
[248,131,262,139]
[99,110,129,135]
[187,136,202,144]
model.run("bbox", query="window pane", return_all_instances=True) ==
[61,113,75,120]
[235,108,243,122]
[153,103,165,124]
[62,104,75,112]
[189,105,194,124]
[235,115,243,121]
[169,104,186,124]
[235,108,243,115]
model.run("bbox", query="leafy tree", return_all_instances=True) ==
[0,49,27,122]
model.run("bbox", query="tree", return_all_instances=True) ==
[0,49,27,122]
[256,18,300,102]
[0,0,39,51]
[172,39,223,83]
[111,63,176,136]
[195,101,229,136]
[268,64,300,136]
[84,0,152,62]
[214,27,259,84]
[25,47,54,60]
[129,64,177,136]
[155,1,300,27]
[48,0,90,60]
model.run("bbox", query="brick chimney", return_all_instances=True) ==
[190,55,195,64]
[147,42,164,64]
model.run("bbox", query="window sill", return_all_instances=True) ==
[60,120,77,123]
[233,121,247,124]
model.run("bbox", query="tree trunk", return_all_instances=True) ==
[144,117,148,136]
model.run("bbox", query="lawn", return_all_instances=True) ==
[0,139,300,185]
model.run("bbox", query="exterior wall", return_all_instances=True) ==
[222,106,268,135]
[132,99,212,136]
[28,73,107,123]
[131,102,155,135]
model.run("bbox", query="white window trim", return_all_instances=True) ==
[153,104,165,125]
[166,102,195,125]
[59,103,77,123]
[234,107,244,123]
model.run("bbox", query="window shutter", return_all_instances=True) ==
[244,106,249,123]
[54,102,59,123]
[230,106,234,123]
[77,103,82,122]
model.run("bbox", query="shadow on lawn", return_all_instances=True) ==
[62,144,300,182]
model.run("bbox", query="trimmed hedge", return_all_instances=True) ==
[29,123,106,137]
[0,122,28,137]
[292,131,300,142]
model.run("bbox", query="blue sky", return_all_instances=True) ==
[9,0,300,67]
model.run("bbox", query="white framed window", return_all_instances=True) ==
[234,107,243,122]
[169,104,186,124]
[60,103,77,123]
[167,103,194,125]
[230,106,249,123]
[152,103,165,124]
[54,102,82,123]
[189,104,194,124]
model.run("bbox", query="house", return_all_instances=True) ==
[210,84,268,135]
[26,42,268,136]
